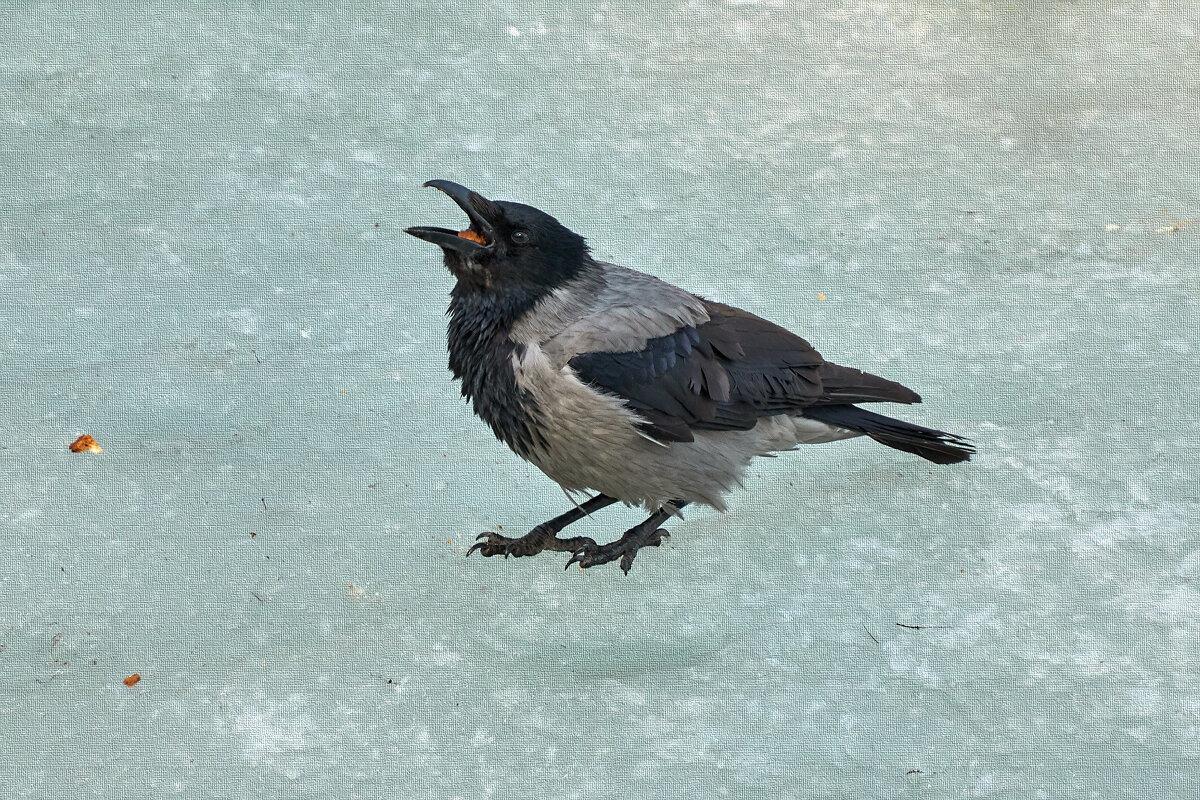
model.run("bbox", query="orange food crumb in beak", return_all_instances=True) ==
[457,229,487,245]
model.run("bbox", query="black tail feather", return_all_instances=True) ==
[803,405,974,465]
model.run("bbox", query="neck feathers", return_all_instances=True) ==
[446,289,543,456]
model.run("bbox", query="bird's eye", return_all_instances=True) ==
[510,230,531,245]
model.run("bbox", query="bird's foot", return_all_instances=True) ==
[468,525,597,559]
[565,526,670,574]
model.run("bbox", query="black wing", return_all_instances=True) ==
[568,301,919,443]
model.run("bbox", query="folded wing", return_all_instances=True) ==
[568,299,920,443]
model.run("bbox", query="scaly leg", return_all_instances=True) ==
[467,494,618,559]
[566,501,689,575]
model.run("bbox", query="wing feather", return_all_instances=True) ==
[567,299,922,441]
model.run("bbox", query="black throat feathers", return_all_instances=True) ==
[446,286,545,458]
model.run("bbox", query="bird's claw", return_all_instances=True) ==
[467,529,537,558]
[566,528,670,574]
[465,532,492,557]
[467,528,597,559]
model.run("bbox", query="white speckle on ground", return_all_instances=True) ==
[225,694,313,780]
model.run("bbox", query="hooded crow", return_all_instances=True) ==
[406,180,973,573]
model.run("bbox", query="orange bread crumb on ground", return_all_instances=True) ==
[123,673,141,687]
[69,434,102,453]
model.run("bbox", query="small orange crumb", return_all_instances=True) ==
[123,673,141,687]
[817,293,826,301]
[457,229,487,245]
[69,434,102,453]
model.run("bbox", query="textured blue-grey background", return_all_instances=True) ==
[2,3,1198,798]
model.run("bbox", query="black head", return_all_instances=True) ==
[406,180,591,298]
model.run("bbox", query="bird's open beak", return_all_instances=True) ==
[405,180,499,256]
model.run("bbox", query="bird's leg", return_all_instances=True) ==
[566,501,689,575]
[468,494,617,559]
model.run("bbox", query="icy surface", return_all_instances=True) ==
[2,3,1198,798]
